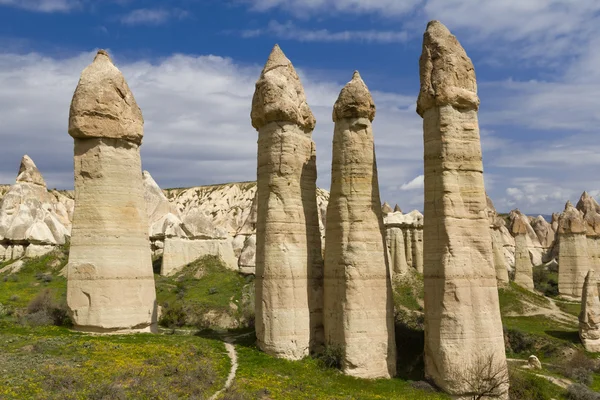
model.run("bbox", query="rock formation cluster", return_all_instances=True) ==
[66,50,157,333]
[0,156,71,260]
[323,72,396,378]
[251,45,324,359]
[579,270,600,352]
[383,210,424,276]
[417,21,508,397]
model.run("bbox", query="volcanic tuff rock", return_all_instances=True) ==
[485,195,512,286]
[508,209,545,266]
[324,71,396,378]
[66,50,157,333]
[381,202,394,214]
[579,270,600,352]
[384,210,424,275]
[0,156,71,261]
[252,45,324,359]
[417,21,508,398]
[557,201,589,298]
[511,211,535,291]
[143,171,189,242]
[577,192,600,276]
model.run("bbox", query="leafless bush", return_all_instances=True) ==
[448,352,509,400]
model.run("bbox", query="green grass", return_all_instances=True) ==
[229,336,448,400]
[0,251,68,308]
[498,282,552,316]
[392,273,424,312]
[0,321,230,399]
[555,300,581,317]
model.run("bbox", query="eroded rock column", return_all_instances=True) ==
[579,270,600,352]
[558,201,589,298]
[512,212,535,291]
[324,72,396,378]
[66,50,157,333]
[417,21,508,397]
[252,45,323,359]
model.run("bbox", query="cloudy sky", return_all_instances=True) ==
[0,0,599,215]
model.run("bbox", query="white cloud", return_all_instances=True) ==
[0,49,423,210]
[119,8,189,26]
[241,20,409,43]
[243,0,421,17]
[400,175,424,191]
[0,0,80,12]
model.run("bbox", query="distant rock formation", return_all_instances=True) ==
[417,21,508,398]
[579,270,600,352]
[485,195,512,286]
[323,71,396,378]
[143,171,189,254]
[383,210,424,275]
[66,50,157,333]
[511,211,535,291]
[557,201,589,298]
[251,45,323,359]
[0,155,71,260]
[508,209,545,266]
[381,202,393,214]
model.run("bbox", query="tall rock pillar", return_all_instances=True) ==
[579,270,600,352]
[324,72,396,378]
[512,212,535,291]
[66,50,157,333]
[558,201,589,298]
[251,45,323,359]
[417,21,508,397]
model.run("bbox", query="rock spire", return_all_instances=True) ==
[579,270,600,352]
[252,45,323,359]
[512,211,535,291]
[418,21,508,398]
[66,50,157,333]
[324,71,396,378]
[557,201,589,298]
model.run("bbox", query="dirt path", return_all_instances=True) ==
[209,337,238,400]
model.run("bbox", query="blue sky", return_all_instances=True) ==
[0,0,599,215]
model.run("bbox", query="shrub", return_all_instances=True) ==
[560,351,598,386]
[533,265,559,297]
[566,384,600,400]
[509,367,559,400]
[504,328,537,354]
[23,289,71,327]
[316,344,345,370]
[158,303,187,328]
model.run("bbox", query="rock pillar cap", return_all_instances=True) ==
[251,44,315,131]
[416,20,479,117]
[332,70,375,122]
[68,49,144,145]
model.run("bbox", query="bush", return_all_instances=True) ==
[533,265,558,297]
[509,367,560,400]
[316,344,345,370]
[566,384,600,400]
[158,303,187,328]
[560,351,598,386]
[504,328,537,354]
[23,289,71,327]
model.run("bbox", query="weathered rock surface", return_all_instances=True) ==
[381,202,393,214]
[143,171,189,241]
[511,211,535,291]
[508,209,545,266]
[417,20,508,398]
[66,50,157,333]
[485,194,514,286]
[577,192,600,277]
[579,270,600,352]
[531,216,556,251]
[161,237,238,275]
[252,45,323,359]
[323,71,396,378]
[0,156,71,260]
[528,355,542,370]
[557,201,589,298]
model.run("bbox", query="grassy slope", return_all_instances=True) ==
[0,252,447,400]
